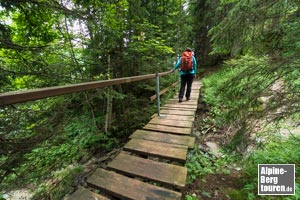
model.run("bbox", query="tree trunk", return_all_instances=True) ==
[105,54,113,133]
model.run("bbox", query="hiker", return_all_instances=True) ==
[172,48,197,102]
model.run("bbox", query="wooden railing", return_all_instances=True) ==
[0,70,174,106]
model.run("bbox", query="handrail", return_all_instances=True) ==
[0,70,173,106]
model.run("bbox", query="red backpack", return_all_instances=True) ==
[180,51,193,72]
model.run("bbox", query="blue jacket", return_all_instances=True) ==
[173,56,197,75]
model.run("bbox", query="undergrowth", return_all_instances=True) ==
[1,113,119,196]
[187,57,300,199]
[241,133,300,200]
[186,146,239,185]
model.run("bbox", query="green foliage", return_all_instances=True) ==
[191,0,226,66]
[241,134,300,199]
[193,1,300,199]
[209,0,299,56]
[113,93,156,137]
[1,111,118,191]
[202,54,280,126]
[126,21,174,76]
[32,165,83,200]
[201,191,212,198]
[226,189,248,199]
[63,113,120,152]
[185,194,199,200]
[186,149,214,184]
[199,0,300,125]
[186,146,239,184]
[281,21,300,59]
[10,5,58,45]
[2,139,84,189]
[201,56,246,125]
[79,133,118,151]
[202,61,245,107]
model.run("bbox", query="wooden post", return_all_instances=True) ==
[156,73,160,116]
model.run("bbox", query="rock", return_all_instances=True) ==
[3,189,33,200]
[197,144,205,151]
[205,141,222,157]
[193,131,201,138]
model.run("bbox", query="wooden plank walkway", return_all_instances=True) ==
[66,81,201,200]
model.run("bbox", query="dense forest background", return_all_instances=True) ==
[1,0,300,199]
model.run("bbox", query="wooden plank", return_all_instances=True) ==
[160,109,195,116]
[163,104,197,109]
[65,187,110,200]
[167,97,198,105]
[177,91,199,95]
[149,118,193,128]
[167,100,198,105]
[190,92,200,96]
[130,129,195,148]
[192,82,201,87]
[87,168,181,200]
[174,91,199,95]
[167,99,198,105]
[124,139,188,162]
[152,114,195,121]
[161,106,197,111]
[108,152,187,189]
[192,84,201,88]
[190,89,200,92]
[192,86,201,89]
[167,100,198,104]
[144,124,191,135]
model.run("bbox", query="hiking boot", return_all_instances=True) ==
[179,99,183,103]
[186,97,191,101]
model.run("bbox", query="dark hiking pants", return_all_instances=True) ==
[179,74,194,100]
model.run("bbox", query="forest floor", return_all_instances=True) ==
[183,171,243,200]
[182,94,243,200]
[182,66,244,200]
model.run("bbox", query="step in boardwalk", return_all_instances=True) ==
[66,81,202,200]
